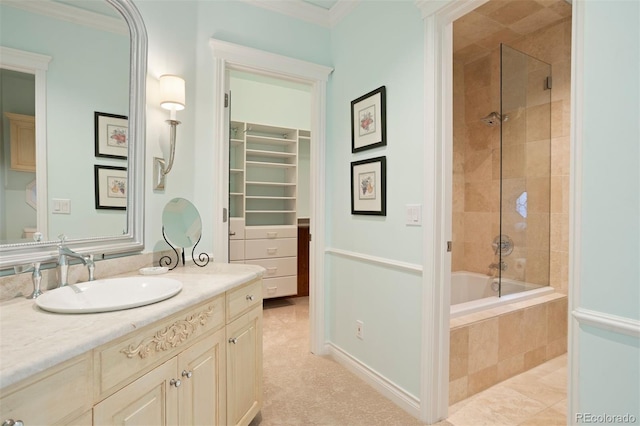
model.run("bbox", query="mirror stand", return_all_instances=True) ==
[159,226,209,270]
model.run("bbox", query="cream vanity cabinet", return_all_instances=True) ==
[0,277,263,426]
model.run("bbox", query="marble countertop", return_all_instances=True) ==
[0,262,264,390]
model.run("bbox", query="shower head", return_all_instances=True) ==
[481,111,508,127]
[481,111,501,127]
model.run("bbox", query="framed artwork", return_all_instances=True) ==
[94,111,128,159]
[94,165,127,210]
[351,156,386,216]
[351,86,386,153]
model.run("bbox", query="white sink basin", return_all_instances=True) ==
[35,276,183,314]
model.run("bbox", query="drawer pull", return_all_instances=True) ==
[170,378,181,388]
[182,370,193,379]
[229,337,238,344]
[267,232,278,238]
[3,420,24,426]
[229,231,236,236]
[266,267,277,275]
[267,247,278,255]
[246,294,255,301]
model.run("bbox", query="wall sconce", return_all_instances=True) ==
[154,74,185,190]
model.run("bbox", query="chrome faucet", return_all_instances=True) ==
[57,235,95,287]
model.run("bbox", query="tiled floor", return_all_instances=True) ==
[256,296,567,425]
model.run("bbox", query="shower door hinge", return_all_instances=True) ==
[224,93,229,107]
[545,76,552,90]
[447,241,452,252]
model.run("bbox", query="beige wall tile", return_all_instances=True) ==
[468,365,499,395]
[525,250,551,285]
[551,136,570,176]
[464,242,494,273]
[465,182,492,212]
[468,318,499,373]
[464,212,493,243]
[499,311,527,360]
[465,54,493,89]
[449,376,469,406]
[526,140,551,178]
[546,337,567,359]
[528,177,551,213]
[487,1,544,26]
[547,298,568,341]
[526,103,551,142]
[450,327,470,381]
[527,213,551,250]
[524,304,549,350]
[502,144,526,178]
[525,346,549,370]
[465,121,497,151]
[498,354,526,382]
[464,149,493,182]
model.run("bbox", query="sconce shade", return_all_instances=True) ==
[159,74,185,111]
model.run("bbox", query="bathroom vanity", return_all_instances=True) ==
[0,263,264,426]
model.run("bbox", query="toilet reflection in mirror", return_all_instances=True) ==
[160,197,209,269]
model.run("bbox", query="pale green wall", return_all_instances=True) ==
[1,5,129,240]
[327,1,424,396]
[136,0,330,254]
[577,0,640,419]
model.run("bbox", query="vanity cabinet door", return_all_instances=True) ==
[226,305,263,426]
[93,358,179,426]
[178,329,226,426]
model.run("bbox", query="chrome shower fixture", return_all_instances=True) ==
[481,111,509,127]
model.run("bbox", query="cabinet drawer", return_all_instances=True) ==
[249,257,297,278]
[230,240,245,261]
[0,353,92,425]
[94,295,225,399]
[263,276,297,299]
[226,278,263,323]
[245,238,297,260]
[245,225,297,240]
[229,218,245,240]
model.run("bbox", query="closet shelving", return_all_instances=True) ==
[229,121,307,299]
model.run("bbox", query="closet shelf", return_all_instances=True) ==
[246,161,296,169]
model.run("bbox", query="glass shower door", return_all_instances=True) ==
[498,44,552,296]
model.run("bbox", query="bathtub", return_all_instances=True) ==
[450,271,554,318]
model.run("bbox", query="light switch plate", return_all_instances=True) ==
[52,198,71,214]
[406,204,422,226]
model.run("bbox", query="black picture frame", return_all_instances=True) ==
[351,156,386,216]
[94,111,128,159]
[94,165,127,210]
[351,86,387,153]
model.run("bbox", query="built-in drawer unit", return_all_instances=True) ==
[244,225,297,240]
[230,240,245,261]
[245,238,297,260]
[262,276,297,299]
[250,257,296,279]
[94,295,225,399]
[226,278,263,323]
[229,218,245,240]
[0,353,92,425]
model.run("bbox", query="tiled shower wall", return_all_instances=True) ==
[452,17,571,293]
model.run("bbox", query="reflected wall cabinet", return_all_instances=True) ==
[229,122,309,299]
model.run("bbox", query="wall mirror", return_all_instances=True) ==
[0,0,147,270]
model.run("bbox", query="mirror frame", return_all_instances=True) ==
[0,0,147,270]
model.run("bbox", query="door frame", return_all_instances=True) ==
[210,39,333,355]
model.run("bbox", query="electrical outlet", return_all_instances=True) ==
[356,320,364,340]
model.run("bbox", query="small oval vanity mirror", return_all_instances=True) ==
[161,198,209,269]
[162,198,202,248]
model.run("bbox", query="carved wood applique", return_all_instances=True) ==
[120,305,215,359]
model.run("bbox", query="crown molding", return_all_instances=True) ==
[2,0,128,35]
[238,0,360,28]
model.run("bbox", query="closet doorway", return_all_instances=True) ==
[227,70,312,300]
[210,39,333,355]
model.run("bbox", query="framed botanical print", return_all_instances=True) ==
[351,156,386,216]
[351,86,386,153]
[94,165,127,210]
[94,111,128,159]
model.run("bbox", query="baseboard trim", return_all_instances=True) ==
[573,307,640,338]
[325,248,423,274]
[325,343,421,419]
